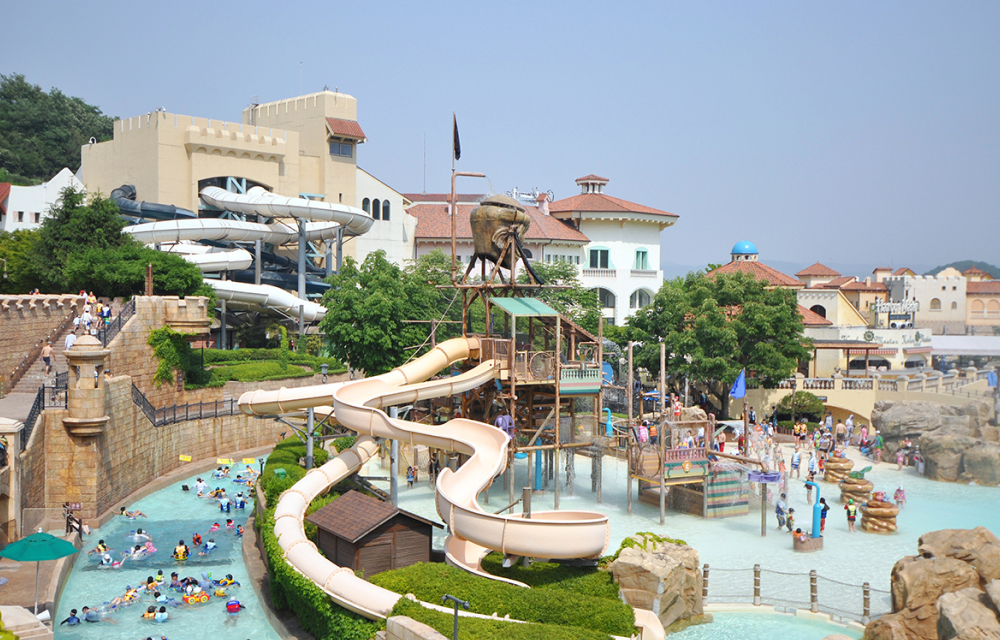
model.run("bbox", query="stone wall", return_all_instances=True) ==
[0,295,81,391]
[221,371,350,400]
[18,414,46,512]
[386,616,449,640]
[95,376,284,516]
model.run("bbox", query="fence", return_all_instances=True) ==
[21,507,66,537]
[20,377,68,453]
[131,383,238,427]
[97,297,136,347]
[703,564,891,624]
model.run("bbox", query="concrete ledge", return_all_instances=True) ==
[241,512,312,640]
[387,615,449,640]
[703,603,864,633]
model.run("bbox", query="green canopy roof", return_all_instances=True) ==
[489,297,559,317]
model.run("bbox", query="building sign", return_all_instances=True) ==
[874,300,919,314]
[845,328,930,346]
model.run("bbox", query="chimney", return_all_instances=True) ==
[536,192,550,216]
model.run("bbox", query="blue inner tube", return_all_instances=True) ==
[514,452,528,459]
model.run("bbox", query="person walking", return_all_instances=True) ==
[790,449,801,479]
[820,497,829,532]
[775,493,788,530]
[64,329,78,352]
[845,499,858,532]
[41,340,54,376]
[835,420,847,447]
[845,414,855,445]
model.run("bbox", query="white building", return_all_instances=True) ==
[405,175,678,325]
[353,167,417,266]
[885,268,967,335]
[548,175,677,324]
[0,168,84,231]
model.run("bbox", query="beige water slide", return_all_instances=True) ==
[239,336,662,639]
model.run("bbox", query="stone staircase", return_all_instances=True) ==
[0,606,53,640]
[13,323,75,392]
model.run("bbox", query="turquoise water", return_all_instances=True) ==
[54,466,280,640]
[671,612,861,640]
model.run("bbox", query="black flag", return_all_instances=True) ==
[452,113,461,161]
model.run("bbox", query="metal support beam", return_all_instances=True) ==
[390,406,399,507]
[254,239,262,286]
[305,407,315,470]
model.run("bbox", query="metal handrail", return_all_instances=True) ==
[99,297,136,346]
[131,382,237,427]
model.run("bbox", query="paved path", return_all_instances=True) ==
[0,552,60,614]
[0,393,37,422]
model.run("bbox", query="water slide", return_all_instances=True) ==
[210,279,327,322]
[111,184,197,221]
[238,337,664,639]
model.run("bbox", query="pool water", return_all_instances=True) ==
[374,446,1000,594]
[54,466,281,640]
[670,612,861,640]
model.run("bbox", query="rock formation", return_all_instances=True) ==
[864,527,1000,640]
[610,534,703,630]
[871,400,998,485]
[824,454,854,483]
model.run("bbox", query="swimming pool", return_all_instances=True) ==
[670,612,861,640]
[54,467,281,640]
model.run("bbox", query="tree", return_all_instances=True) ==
[628,270,811,418]
[320,251,433,375]
[777,391,825,422]
[515,260,602,335]
[0,229,42,293]
[0,74,115,181]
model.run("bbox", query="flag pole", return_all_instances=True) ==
[450,112,457,283]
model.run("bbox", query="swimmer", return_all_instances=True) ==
[224,597,246,626]
[845,499,858,532]
[129,544,147,560]
[209,523,220,532]
[168,572,182,590]
[225,519,234,529]
[193,477,209,494]
[89,539,109,555]
[236,525,244,537]
[155,569,165,584]
[100,553,126,569]
[60,609,81,626]
[234,492,246,509]
[154,606,169,622]
[192,533,202,546]
[214,573,240,587]
[144,541,157,554]
[219,495,231,512]
[120,506,147,519]
[198,538,217,555]
[172,540,189,561]
[133,528,152,542]
[894,485,906,507]
[142,605,156,620]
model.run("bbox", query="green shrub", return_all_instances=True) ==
[305,492,339,542]
[201,347,346,374]
[259,507,383,640]
[370,563,635,637]
[390,598,612,640]
[259,437,331,505]
[478,554,619,600]
[147,326,211,387]
[609,532,687,562]
[333,435,357,453]
[207,361,313,384]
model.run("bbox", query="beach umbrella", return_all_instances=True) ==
[0,530,78,615]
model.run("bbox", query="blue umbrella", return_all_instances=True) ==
[0,530,78,614]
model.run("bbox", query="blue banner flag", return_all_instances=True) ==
[730,369,746,399]
[988,371,998,388]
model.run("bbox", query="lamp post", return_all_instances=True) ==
[442,595,469,640]
[321,362,329,384]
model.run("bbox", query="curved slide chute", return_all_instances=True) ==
[161,243,254,272]
[200,186,373,236]
[236,338,666,638]
[210,279,326,322]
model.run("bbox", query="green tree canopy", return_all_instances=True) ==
[515,260,602,335]
[0,229,42,293]
[0,74,115,182]
[777,391,825,422]
[627,270,811,418]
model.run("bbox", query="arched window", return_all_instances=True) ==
[951,301,958,310]
[972,299,985,318]
[596,288,616,309]
[809,305,826,318]
[930,298,941,310]
[382,200,390,221]
[989,300,1000,318]
[629,289,652,309]
[371,199,381,221]
[362,198,371,214]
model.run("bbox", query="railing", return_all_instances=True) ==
[630,269,658,277]
[703,564,891,624]
[878,379,897,392]
[21,377,69,453]
[581,269,616,278]
[131,383,237,427]
[7,298,82,394]
[803,378,834,390]
[478,338,512,369]
[513,350,556,383]
[98,297,136,346]
[841,378,873,391]
[665,447,707,462]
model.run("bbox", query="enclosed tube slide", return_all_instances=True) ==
[161,243,254,272]
[237,338,624,621]
[111,184,197,221]
[209,279,325,322]
[200,186,373,236]
[124,218,345,245]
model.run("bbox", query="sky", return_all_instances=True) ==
[3,1,998,277]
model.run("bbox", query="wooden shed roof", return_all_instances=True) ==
[305,490,442,543]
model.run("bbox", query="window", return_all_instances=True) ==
[17,211,23,223]
[810,305,827,318]
[589,249,609,269]
[630,290,651,309]
[382,200,390,221]
[372,199,381,220]
[575,256,580,264]
[33,212,39,223]
[597,288,616,308]
[972,299,985,318]
[951,301,958,310]
[634,249,649,270]
[329,140,353,157]
[362,198,371,214]
[930,298,941,310]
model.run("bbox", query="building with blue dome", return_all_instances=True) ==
[730,240,758,262]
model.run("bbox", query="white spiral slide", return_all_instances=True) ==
[236,337,669,638]
[210,279,327,322]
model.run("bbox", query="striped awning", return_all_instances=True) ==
[904,347,933,354]
[847,348,898,355]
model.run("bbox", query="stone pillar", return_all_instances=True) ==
[915,373,926,392]
[0,418,24,544]
[63,336,111,436]
[833,372,843,391]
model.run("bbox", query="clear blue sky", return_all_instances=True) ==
[3,1,998,274]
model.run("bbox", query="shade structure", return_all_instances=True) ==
[0,531,78,614]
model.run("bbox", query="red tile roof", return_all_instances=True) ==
[968,281,1000,295]
[795,262,841,277]
[402,193,485,204]
[326,117,367,140]
[575,174,609,183]
[893,267,914,276]
[706,260,804,288]
[548,193,678,218]
[840,280,888,293]
[409,202,589,243]
[799,304,833,326]
[963,266,992,278]
[818,276,857,289]
[0,183,9,215]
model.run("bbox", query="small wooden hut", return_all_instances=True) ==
[305,490,441,576]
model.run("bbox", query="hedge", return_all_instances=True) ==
[208,361,314,384]
[369,562,635,637]
[390,598,612,640]
[202,347,347,374]
[260,437,331,505]
[259,507,383,640]
[478,553,619,600]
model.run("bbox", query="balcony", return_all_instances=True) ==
[630,269,658,277]
[582,268,616,278]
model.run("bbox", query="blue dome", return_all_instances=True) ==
[731,240,758,255]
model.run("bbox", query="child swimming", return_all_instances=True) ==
[225,519,234,529]
[192,533,202,546]
[119,506,147,519]
[209,523,220,532]
[198,538,217,556]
